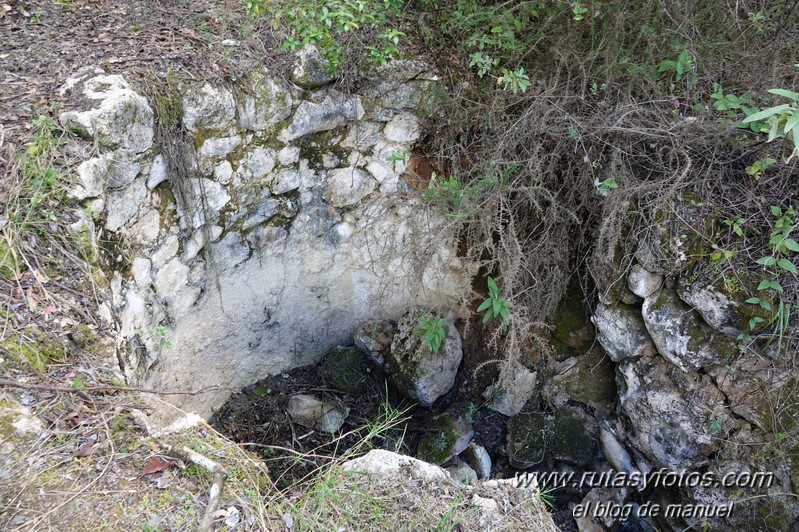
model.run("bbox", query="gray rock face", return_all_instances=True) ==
[591,302,656,362]
[484,366,537,417]
[383,112,421,144]
[59,69,154,153]
[446,459,478,485]
[617,355,725,471]
[642,289,736,372]
[706,353,790,430]
[106,175,146,231]
[291,45,335,89]
[678,281,739,334]
[182,83,236,133]
[147,154,169,189]
[627,263,663,298]
[388,308,463,406]
[286,394,349,433]
[238,68,293,131]
[598,419,639,477]
[325,167,376,207]
[199,136,241,158]
[279,90,364,141]
[462,442,492,479]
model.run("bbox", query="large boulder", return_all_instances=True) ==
[59,67,154,154]
[387,308,463,406]
[616,355,726,471]
[291,44,335,89]
[592,302,656,362]
[642,288,737,372]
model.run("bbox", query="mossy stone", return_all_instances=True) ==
[555,348,617,414]
[416,403,473,465]
[507,411,551,468]
[417,413,462,465]
[551,282,595,359]
[321,346,369,395]
[551,407,598,466]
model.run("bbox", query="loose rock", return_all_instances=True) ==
[286,394,349,434]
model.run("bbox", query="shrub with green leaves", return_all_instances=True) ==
[245,0,404,72]
[741,87,799,160]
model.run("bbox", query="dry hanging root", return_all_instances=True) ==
[161,442,228,532]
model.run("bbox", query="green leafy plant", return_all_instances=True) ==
[745,157,777,179]
[14,114,64,234]
[723,217,744,237]
[134,325,174,349]
[708,413,724,435]
[413,315,447,353]
[593,176,618,193]
[497,67,531,93]
[386,149,410,169]
[570,1,587,21]
[477,276,510,331]
[741,87,799,159]
[756,205,798,274]
[250,0,404,73]
[425,172,465,213]
[658,49,696,89]
[743,205,796,353]
[367,29,406,65]
[468,51,498,78]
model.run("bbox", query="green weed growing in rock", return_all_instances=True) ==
[743,205,797,351]
[413,315,446,353]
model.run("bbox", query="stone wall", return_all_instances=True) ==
[60,56,471,419]
[586,206,799,530]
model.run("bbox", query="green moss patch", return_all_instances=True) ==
[321,346,370,395]
[0,328,66,373]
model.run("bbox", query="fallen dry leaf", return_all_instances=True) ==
[73,442,96,457]
[141,455,177,476]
